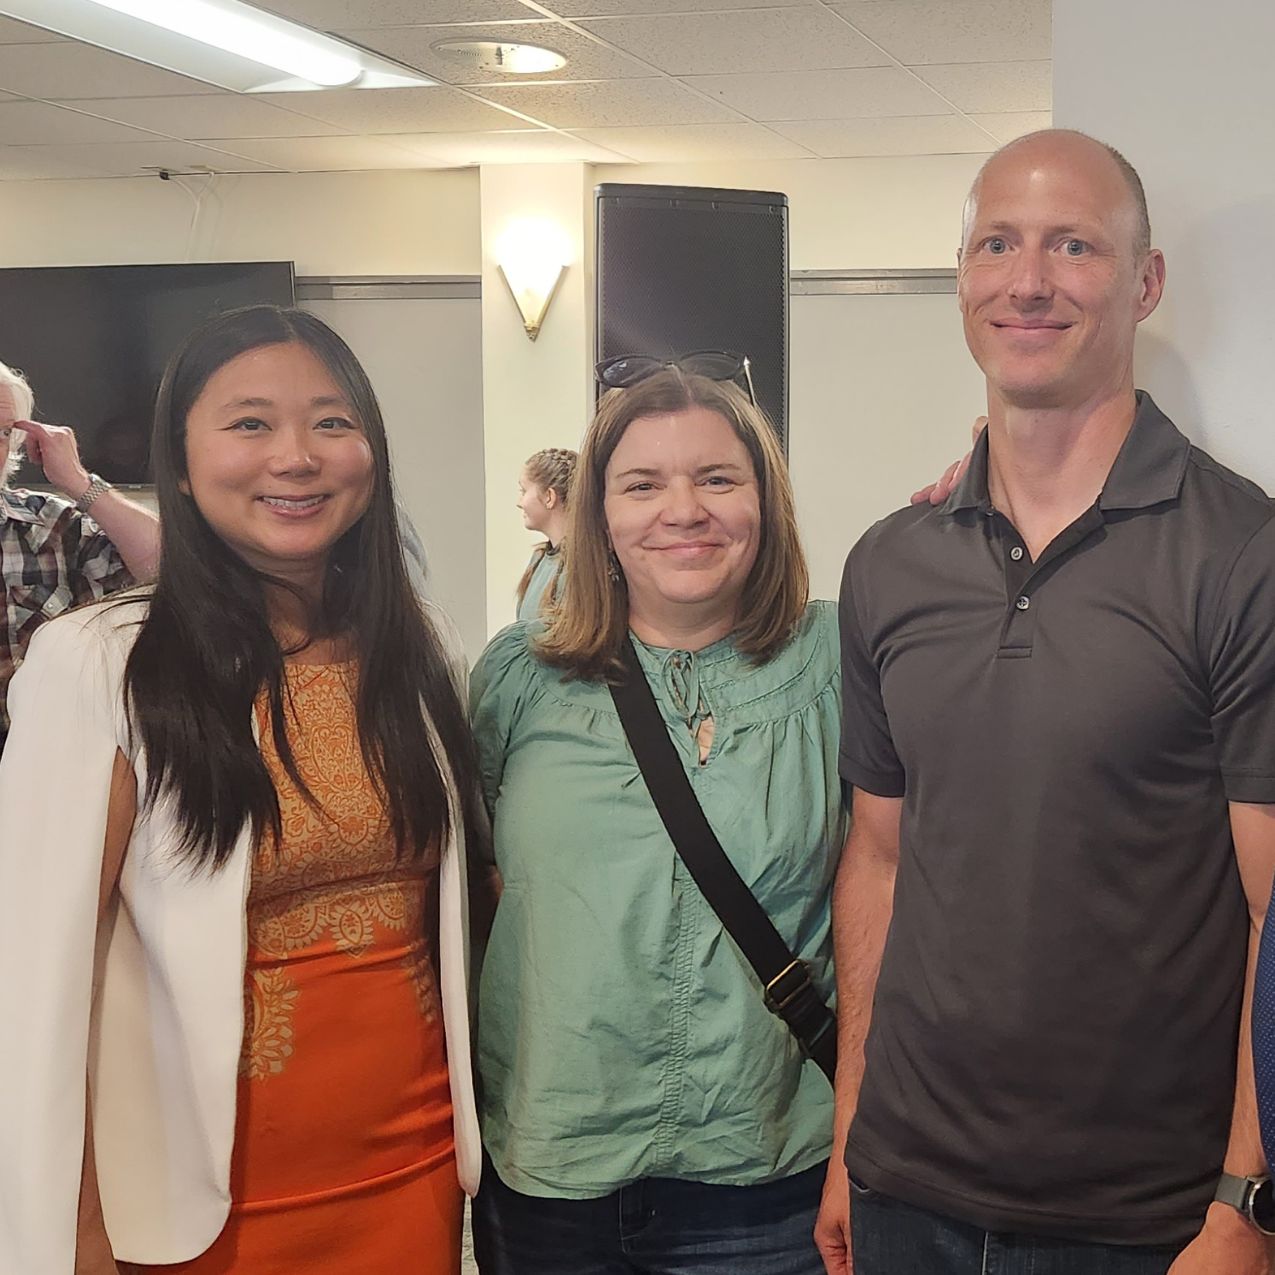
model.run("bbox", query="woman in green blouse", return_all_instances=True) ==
[471,361,843,1274]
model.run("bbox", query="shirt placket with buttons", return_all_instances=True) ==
[989,504,1107,658]
[643,644,717,1168]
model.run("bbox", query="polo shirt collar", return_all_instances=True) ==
[1097,392,1191,512]
[941,427,992,515]
[939,390,1191,518]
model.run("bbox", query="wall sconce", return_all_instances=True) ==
[495,218,569,341]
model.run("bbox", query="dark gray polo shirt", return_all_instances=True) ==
[839,392,1275,1245]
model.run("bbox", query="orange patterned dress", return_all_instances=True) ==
[126,661,462,1275]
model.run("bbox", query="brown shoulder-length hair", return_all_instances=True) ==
[536,368,808,680]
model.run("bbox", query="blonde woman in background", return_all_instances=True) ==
[514,447,577,620]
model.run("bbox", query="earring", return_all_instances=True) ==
[607,549,621,584]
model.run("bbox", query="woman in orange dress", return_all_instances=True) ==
[0,305,482,1275]
[124,658,464,1275]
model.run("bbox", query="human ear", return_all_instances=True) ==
[1136,249,1166,321]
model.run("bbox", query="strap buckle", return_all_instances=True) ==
[764,959,814,1016]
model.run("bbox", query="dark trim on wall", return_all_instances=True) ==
[295,270,957,302]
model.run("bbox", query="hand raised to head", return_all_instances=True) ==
[12,420,92,502]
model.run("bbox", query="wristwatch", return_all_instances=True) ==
[75,472,111,513]
[1215,1172,1275,1235]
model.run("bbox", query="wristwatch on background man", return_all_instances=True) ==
[75,473,111,513]
[1215,1172,1275,1235]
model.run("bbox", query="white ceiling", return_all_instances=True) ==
[0,0,1051,179]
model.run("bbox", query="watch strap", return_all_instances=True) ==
[1215,1171,1253,1212]
[75,473,110,513]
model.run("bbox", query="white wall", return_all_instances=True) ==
[1054,0,1275,492]
[303,297,487,663]
[592,154,985,269]
[480,164,594,636]
[790,290,987,601]
[0,153,983,276]
[0,167,480,274]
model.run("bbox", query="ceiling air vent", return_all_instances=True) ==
[430,40,567,75]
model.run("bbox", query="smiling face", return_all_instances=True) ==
[180,341,374,594]
[604,406,761,631]
[958,132,1164,411]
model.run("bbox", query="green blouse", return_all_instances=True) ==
[515,547,562,622]
[470,600,844,1198]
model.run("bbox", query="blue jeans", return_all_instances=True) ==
[849,1179,1186,1275]
[472,1157,827,1275]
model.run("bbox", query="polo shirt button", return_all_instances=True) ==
[1015,595,1030,611]
[1010,546,1024,561]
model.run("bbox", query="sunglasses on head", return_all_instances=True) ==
[595,350,756,406]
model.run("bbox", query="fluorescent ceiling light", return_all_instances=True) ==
[0,0,435,92]
[87,0,361,86]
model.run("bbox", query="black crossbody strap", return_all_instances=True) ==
[609,637,836,1084]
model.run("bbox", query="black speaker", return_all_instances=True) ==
[595,184,789,447]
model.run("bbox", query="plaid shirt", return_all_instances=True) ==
[1,487,133,736]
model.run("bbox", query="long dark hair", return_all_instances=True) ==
[124,305,481,870]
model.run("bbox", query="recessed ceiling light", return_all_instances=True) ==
[0,0,436,92]
[431,40,567,75]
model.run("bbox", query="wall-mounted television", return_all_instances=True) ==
[0,261,296,486]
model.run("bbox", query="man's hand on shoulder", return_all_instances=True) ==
[910,416,988,507]
[1168,1203,1274,1273]
[13,419,92,503]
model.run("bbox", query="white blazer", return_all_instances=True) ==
[0,596,482,1273]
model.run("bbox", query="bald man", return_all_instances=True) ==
[819,131,1275,1275]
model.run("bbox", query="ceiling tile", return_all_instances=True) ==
[206,134,449,171]
[579,8,888,76]
[0,17,65,44]
[0,42,223,100]
[0,144,109,180]
[347,21,649,84]
[257,0,536,28]
[831,0,1051,65]
[0,100,166,146]
[474,78,736,127]
[573,121,812,161]
[550,0,814,14]
[30,140,280,176]
[682,66,950,122]
[398,128,626,165]
[255,86,528,133]
[914,61,1051,114]
[968,110,1052,145]
[59,94,350,141]
[772,113,996,158]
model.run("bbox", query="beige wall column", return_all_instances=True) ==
[1053,2,1275,490]
[480,163,595,637]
